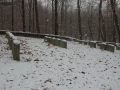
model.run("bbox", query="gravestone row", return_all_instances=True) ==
[6,32,20,61]
[78,40,120,53]
[44,36,67,49]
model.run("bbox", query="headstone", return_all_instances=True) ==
[13,40,20,61]
[55,38,61,46]
[12,36,18,54]
[60,40,67,48]
[51,38,56,45]
[98,43,107,50]
[44,36,48,42]
[89,41,96,48]
[8,33,14,50]
[83,41,88,45]
[79,40,83,44]
[106,44,115,52]
[116,46,120,50]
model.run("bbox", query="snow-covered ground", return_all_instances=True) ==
[0,35,120,90]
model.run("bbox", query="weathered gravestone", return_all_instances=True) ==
[54,38,61,46]
[60,40,67,48]
[13,40,20,61]
[89,41,96,48]
[106,44,115,52]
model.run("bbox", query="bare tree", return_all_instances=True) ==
[34,0,40,33]
[77,0,82,40]
[12,0,14,31]
[22,0,26,32]
[55,0,58,35]
[110,0,120,42]
[98,0,106,42]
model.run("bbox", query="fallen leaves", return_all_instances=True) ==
[81,71,85,74]
[34,58,39,61]
[44,78,52,83]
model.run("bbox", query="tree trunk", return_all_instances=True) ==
[12,0,14,31]
[34,0,40,33]
[55,0,58,35]
[22,0,26,32]
[28,0,32,32]
[52,0,54,34]
[77,0,82,40]
[98,0,106,42]
[110,0,120,42]
[61,0,64,28]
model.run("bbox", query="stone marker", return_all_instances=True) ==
[13,40,20,61]
[83,41,88,45]
[106,44,115,52]
[60,40,67,48]
[47,37,51,43]
[51,38,56,45]
[89,41,96,48]
[12,36,18,54]
[116,46,120,50]
[98,43,107,50]
[55,38,61,46]
[44,36,48,42]
[79,40,83,44]
[8,33,14,50]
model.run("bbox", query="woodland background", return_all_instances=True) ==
[0,0,120,42]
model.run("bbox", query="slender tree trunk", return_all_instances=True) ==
[55,0,58,35]
[110,0,120,42]
[12,0,14,31]
[112,13,116,42]
[34,0,40,33]
[77,0,82,40]
[22,0,26,32]
[61,0,64,28]
[1,0,3,29]
[33,0,35,32]
[28,0,32,32]
[52,0,54,34]
[88,5,93,40]
[98,0,106,42]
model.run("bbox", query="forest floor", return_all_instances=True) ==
[0,35,120,90]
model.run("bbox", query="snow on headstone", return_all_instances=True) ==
[13,40,20,61]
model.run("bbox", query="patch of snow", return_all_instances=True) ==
[0,35,120,90]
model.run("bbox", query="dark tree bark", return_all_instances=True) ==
[88,5,93,40]
[22,0,26,32]
[52,0,54,34]
[34,0,40,33]
[98,0,106,42]
[55,0,58,35]
[33,0,35,32]
[77,0,82,40]
[28,0,32,32]
[12,0,14,31]
[61,0,64,27]
[110,0,120,42]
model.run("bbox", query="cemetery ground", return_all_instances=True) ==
[0,35,120,90]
